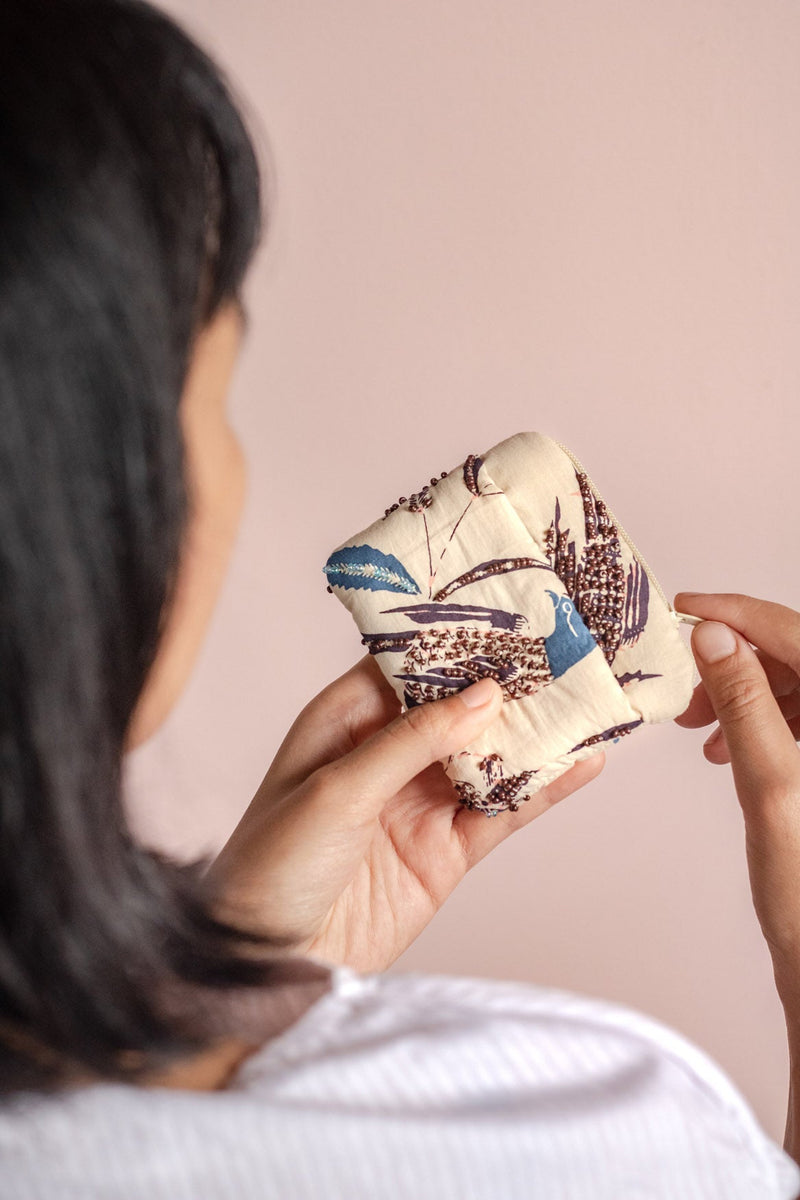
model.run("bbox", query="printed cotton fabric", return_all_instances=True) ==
[324,431,695,815]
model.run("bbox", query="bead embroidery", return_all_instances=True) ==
[382,470,449,519]
[324,443,667,817]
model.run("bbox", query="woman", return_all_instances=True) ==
[0,0,799,1195]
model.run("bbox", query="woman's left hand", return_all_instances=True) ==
[204,653,605,974]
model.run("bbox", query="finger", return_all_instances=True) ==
[263,654,401,797]
[309,676,504,824]
[673,679,720,729]
[675,648,800,729]
[454,749,606,869]
[700,689,800,763]
[688,619,800,814]
[674,593,800,680]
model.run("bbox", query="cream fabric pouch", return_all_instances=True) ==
[323,431,698,817]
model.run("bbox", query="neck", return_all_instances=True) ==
[59,1035,262,1093]
[137,1036,263,1091]
[5,956,334,1094]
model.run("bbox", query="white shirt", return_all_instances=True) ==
[0,963,797,1198]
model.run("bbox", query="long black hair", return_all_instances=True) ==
[0,0,323,1095]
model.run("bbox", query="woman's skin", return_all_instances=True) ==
[121,299,800,1162]
[670,594,800,1162]
[123,300,249,753]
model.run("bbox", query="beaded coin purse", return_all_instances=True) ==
[323,431,699,817]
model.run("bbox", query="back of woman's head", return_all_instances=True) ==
[0,0,301,1094]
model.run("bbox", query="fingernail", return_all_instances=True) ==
[460,677,499,708]
[703,726,724,750]
[694,620,737,663]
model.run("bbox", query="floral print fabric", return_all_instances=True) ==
[324,432,695,816]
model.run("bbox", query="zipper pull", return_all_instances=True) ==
[672,610,703,627]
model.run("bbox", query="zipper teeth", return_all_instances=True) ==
[551,439,676,618]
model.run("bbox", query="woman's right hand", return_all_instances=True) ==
[672,592,800,1001]
[672,591,800,1167]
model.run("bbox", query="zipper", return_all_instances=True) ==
[551,439,699,628]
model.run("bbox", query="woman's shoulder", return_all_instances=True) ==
[0,962,797,1199]
[234,957,758,1098]
[230,959,799,1198]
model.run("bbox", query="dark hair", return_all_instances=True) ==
[0,0,309,1095]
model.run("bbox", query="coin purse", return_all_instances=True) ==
[323,431,698,817]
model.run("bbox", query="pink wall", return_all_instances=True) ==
[124,0,800,1142]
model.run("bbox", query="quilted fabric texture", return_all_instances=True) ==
[323,432,696,817]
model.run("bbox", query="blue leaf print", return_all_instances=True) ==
[323,544,421,595]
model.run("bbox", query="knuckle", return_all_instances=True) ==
[305,759,340,796]
[714,670,764,726]
[746,597,800,677]
[392,701,448,746]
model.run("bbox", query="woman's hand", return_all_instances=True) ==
[204,654,605,974]
[672,592,800,983]
[672,591,800,1163]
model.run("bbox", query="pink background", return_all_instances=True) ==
[124,1,800,1142]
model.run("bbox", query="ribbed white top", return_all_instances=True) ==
[0,964,797,1198]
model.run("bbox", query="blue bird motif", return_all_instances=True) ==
[542,588,596,678]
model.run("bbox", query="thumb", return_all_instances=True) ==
[691,620,798,813]
[315,676,504,816]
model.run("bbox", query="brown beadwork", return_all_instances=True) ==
[382,469,449,520]
[576,721,637,748]
[462,454,482,497]
[543,470,626,669]
[452,768,538,816]
[400,626,552,704]
[432,556,550,603]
